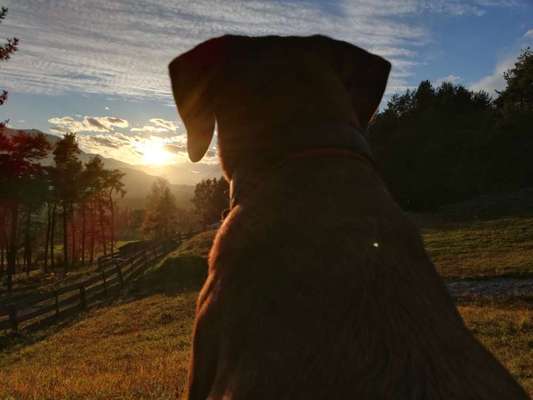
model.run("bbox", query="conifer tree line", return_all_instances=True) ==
[0,131,126,293]
[370,48,533,211]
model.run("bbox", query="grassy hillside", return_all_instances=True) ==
[420,215,533,280]
[0,233,213,400]
[1,226,531,399]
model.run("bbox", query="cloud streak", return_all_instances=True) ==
[0,0,520,101]
[48,116,129,133]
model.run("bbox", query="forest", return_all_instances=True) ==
[370,48,533,211]
[0,131,128,291]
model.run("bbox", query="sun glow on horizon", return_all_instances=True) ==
[140,140,173,166]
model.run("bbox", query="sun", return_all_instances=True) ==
[141,140,173,166]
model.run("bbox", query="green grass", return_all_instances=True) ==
[168,230,216,259]
[0,226,531,398]
[419,215,533,279]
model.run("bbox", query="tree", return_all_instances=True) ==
[79,157,102,265]
[0,129,127,288]
[53,133,82,272]
[143,178,178,240]
[77,156,125,263]
[369,80,497,210]
[20,166,48,276]
[103,168,126,254]
[192,177,229,226]
[0,130,49,292]
[0,6,19,127]
[496,47,533,114]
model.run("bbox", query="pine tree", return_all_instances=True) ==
[53,133,82,272]
[0,130,49,292]
[496,47,533,114]
[143,179,178,240]
[192,178,229,226]
[103,168,126,254]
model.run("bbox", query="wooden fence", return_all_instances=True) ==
[0,233,193,333]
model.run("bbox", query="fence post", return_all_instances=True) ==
[8,305,17,332]
[54,290,59,317]
[79,285,87,309]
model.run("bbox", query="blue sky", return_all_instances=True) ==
[0,0,532,183]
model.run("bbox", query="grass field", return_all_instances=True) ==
[419,214,533,280]
[0,218,532,399]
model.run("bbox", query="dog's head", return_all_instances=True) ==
[169,35,390,176]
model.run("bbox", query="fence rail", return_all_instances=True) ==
[0,233,195,333]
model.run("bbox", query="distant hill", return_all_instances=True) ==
[2,128,195,209]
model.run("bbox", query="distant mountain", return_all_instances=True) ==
[2,128,195,209]
[141,163,223,186]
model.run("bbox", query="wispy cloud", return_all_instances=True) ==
[149,118,179,131]
[48,115,129,133]
[524,29,533,38]
[130,125,170,134]
[130,117,180,137]
[0,0,520,101]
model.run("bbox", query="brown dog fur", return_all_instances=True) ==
[169,35,528,399]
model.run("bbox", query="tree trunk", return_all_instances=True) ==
[90,200,96,264]
[109,192,115,255]
[81,203,86,265]
[50,203,56,269]
[71,207,76,266]
[24,207,32,277]
[98,198,107,256]
[62,202,69,274]
[0,241,4,278]
[43,203,51,274]
[6,204,19,294]
[0,209,4,278]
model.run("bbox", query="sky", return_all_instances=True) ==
[0,0,532,184]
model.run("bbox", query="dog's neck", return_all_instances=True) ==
[227,123,374,211]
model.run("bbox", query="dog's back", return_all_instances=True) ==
[194,157,526,399]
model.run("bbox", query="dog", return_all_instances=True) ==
[169,35,528,399]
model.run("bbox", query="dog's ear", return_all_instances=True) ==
[169,36,232,162]
[325,38,391,129]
